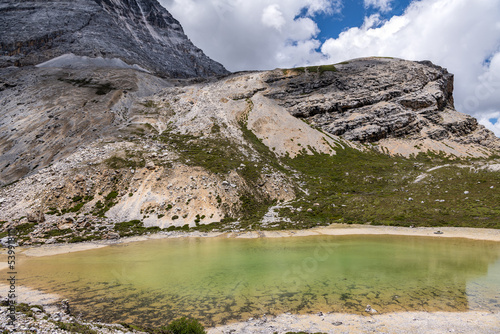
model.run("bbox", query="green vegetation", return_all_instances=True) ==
[15,303,44,318]
[282,332,326,334]
[159,107,279,225]
[105,151,145,169]
[69,235,101,243]
[141,100,158,108]
[91,190,120,218]
[165,317,206,334]
[159,129,243,175]
[119,317,205,334]
[105,190,119,201]
[284,64,337,75]
[14,222,36,235]
[279,144,500,228]
[53,322,98,334]
[114,220,161,237]
[43,228,72,238]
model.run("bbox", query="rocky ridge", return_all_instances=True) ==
[0,0,228,77]
[265,58,500,156]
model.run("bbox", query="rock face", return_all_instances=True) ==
[0,65,171,186]
[0,0,228,77]
[265,58,500,155]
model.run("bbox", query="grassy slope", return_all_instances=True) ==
[280,146,500,229]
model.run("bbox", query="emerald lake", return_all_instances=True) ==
[10,235,500,327]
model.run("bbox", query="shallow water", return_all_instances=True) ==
[10,235,500,327]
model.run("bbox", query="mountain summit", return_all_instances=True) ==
[0,0,228,77]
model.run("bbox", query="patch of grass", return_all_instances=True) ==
[15,303,44,318]
[54,321,98,334]
[46,207,60,215]
[159,130,242,175]
[279,144,500,229]
[159,113,280,225]
[165,317,206,334]
[283,332,327,334]
[286,64,337,75]
[114,220,161,237]
[105,190,119,201]
[91,190,120,217]
[13,223,36,235]
[105,153,145,169]
[72,195,83,202]
[44,228,72,238]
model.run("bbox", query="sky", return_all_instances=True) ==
[159,0,500,137]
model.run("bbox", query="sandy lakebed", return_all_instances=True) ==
[1,224,500,333]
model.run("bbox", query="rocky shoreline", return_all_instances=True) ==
[2,297,499,334]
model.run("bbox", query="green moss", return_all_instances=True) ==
[15,303,44,318]
[46,207,60,215]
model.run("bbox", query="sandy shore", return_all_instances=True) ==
[208,311,500,334]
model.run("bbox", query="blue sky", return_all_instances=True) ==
[160,0,500,136]
[314,0,413,42]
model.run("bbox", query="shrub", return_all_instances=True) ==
[165,317,206,334]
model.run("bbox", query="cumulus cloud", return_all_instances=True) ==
[261,4,286,31]
[159,0,340,70]
[364,0,393,12]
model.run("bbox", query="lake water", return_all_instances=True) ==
[10,235,500,327]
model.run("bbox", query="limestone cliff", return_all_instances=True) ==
[265,58,500,156]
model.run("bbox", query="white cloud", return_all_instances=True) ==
[159,0,340,70]
[262,4,286,31]
[364,0,393,12]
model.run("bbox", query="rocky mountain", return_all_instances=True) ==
[0,0,228,77]
[1,55,499,245]
[265,58,500,156]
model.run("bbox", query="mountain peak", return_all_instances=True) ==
[0,0,228,77]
